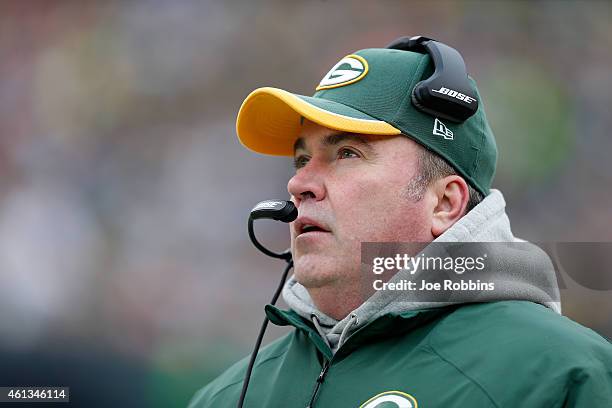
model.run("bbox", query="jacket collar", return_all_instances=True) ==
[265,304,458,360]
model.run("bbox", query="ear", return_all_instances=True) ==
[430,175,470,237]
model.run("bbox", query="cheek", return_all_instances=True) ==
[331,175,430,242]
[331,177,394,234]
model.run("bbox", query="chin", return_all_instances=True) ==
[293,255,341,289]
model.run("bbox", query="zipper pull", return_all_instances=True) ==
[317,361,329,383]
[306,361,330,408]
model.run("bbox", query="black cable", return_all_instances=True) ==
[248,217,292,261]
[237,259,293,408]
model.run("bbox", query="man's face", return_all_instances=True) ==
[287,120,435,291]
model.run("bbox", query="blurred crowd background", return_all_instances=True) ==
[1,1,611,406]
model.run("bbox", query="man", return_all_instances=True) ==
[190,37,612,407]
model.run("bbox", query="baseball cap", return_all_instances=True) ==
[236,47,497,196]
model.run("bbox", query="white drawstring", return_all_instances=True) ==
[337,313,359,349]
[311,314,332,350]
[311,313,359,353]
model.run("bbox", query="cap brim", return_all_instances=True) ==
[236,87,401,156]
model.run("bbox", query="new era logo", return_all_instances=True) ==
[433,118,453,140]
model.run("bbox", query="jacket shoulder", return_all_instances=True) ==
[432,300,610,353]
[428,301,612,407]
[188,331,294,408]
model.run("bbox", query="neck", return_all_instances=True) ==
[306,283,364,320]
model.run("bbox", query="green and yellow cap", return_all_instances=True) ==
[236,48,497,196]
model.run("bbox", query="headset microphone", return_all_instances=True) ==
[248,200,297,261]
[238,200,297,408]
[250,199,298,223]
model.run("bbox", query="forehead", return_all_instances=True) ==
[293,131,372,153]
[293,119,410,154]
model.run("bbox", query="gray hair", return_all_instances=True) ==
[404,144,483,213]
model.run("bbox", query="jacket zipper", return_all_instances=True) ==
[306,360,330,408]
[305,313,358,407]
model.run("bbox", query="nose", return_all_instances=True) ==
[287,161,326,205]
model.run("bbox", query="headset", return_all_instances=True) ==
[386,36,478,123]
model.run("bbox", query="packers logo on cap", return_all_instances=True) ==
[316,54,368,91]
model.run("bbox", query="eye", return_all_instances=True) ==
[293,155,310,169]
[338,147,360,160]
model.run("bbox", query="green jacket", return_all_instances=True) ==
[189,300,612,407]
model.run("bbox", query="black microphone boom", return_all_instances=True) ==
[248,200,297,261]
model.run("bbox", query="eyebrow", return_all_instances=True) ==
[293,132,372,154]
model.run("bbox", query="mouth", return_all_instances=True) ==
[294,217,331,237]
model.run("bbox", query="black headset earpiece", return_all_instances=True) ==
[386,36,479,123]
